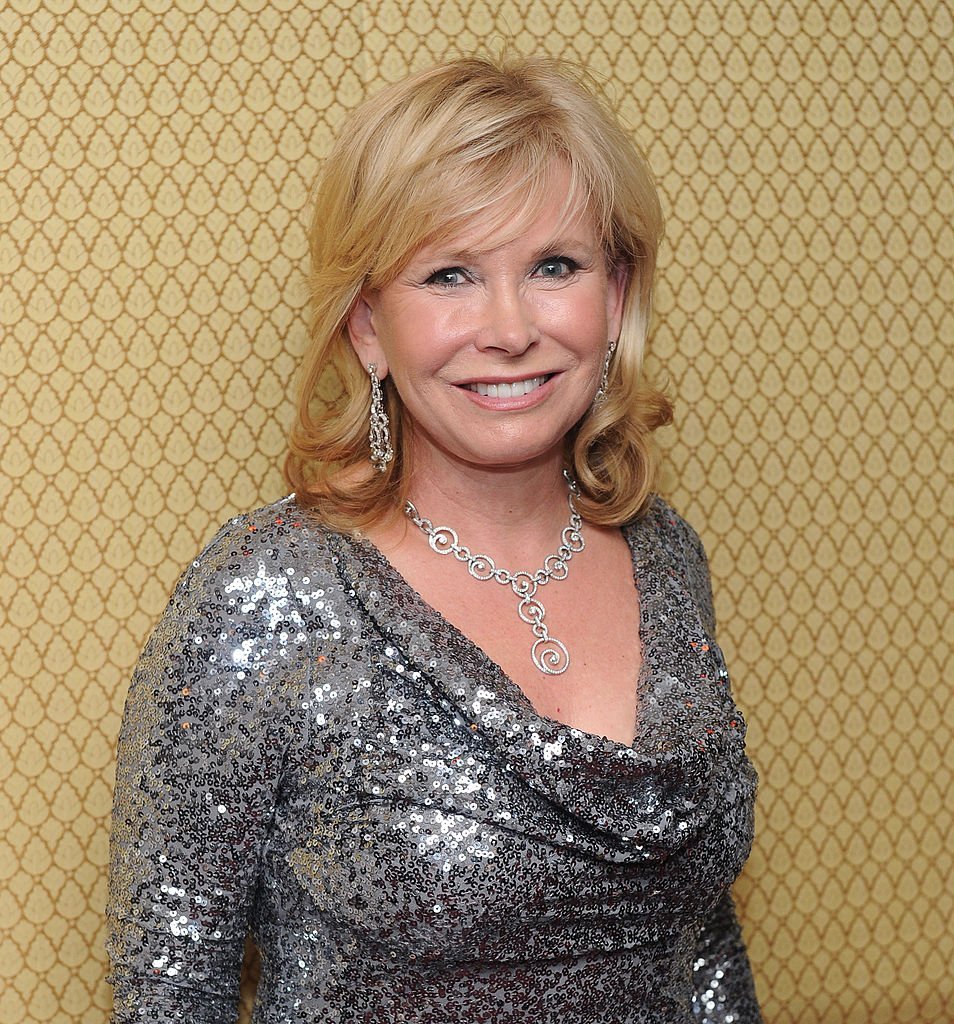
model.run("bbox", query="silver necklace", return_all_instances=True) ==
[404,473,584,676]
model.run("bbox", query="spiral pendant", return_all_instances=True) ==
[531,636,570,675]
[517,587,570,675]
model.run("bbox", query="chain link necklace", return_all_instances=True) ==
[404,473,584,676]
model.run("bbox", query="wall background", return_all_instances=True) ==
[1,1,951,1021]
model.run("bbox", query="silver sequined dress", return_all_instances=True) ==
[107,495,762,1023]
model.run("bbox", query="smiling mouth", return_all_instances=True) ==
[462,375,551,398]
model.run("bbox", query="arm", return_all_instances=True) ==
[661,504,763,1021]
[691,891,763,1023]
[106,520,310,1021]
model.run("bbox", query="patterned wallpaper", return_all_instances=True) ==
[1,1,951,1021]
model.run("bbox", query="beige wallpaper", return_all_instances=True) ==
[1,1,951,1021]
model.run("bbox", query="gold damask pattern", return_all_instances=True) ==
[0,1,950,1021]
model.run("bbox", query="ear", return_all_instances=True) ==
[605,262,628,342]
[346,292,389,378]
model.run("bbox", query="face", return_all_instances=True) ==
[347,164,626,479]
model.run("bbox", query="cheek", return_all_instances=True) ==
[545,281,608,323]
[405,335,473,390]
[380,341,449,407]
[546,293,610,354]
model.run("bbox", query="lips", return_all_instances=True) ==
[461,375,550,398]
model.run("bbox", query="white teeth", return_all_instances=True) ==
[466,376,546,398]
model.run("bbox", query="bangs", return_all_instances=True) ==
[364,140,615,288]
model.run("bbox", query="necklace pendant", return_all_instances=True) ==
[517,590,570,675]
[405,474,584,678]
[531,635,570,675]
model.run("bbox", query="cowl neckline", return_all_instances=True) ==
[325,498,746,864]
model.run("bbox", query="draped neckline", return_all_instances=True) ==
[323,497,738,862]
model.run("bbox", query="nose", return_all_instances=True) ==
[475,282,537,355]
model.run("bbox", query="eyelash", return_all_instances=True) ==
[426,268,469,288]
[424,257,582,288]
[535,257,581,279]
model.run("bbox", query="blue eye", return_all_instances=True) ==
[426,267,468,287]
[535,257,578,279]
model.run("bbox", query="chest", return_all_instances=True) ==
[382,526,644,745]
[260,521,758,962]
[271,653,753,964]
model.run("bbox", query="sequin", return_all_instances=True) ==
[107,495,761,1022]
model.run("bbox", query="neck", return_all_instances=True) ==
[404,450,576,565]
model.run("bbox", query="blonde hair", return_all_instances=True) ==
[285,53,673,528]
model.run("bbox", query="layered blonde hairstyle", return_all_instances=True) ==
[285,53,673,528]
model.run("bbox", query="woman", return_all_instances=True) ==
[107,54,762,1023]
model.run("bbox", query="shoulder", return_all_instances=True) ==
[142,495,346,689]
[643,495,710,567]
[629,495,717,631]
[127,496,344,745]
[187,493,333,565]
[173,495,341,608]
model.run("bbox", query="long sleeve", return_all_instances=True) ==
[106,520,311,1022]
[660,502,764,1022]
[691,892,763,1023]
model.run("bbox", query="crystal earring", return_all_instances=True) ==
[367,363,393,472]
[594,340,617,404]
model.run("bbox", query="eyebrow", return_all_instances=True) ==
[530,236,599,260]
[420,236,599,265]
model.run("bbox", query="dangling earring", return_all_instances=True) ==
[367,363,393,472]
[594,340,617,404]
